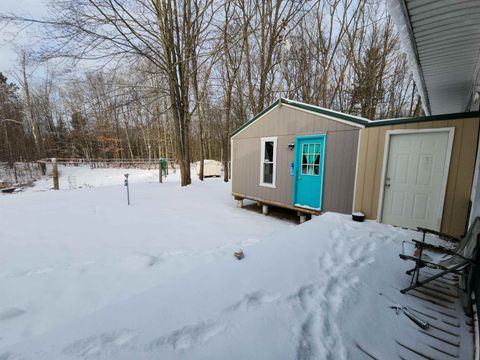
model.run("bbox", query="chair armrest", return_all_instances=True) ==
[399,253,456,270]
[416,227,461,243]
[411,239,454,254]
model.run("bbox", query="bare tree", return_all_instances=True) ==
[15,49,42,158]
[3,0,218,185]
[0,0,423,168]
[238,0,312,114]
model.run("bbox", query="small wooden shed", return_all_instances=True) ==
[230,98,368,218]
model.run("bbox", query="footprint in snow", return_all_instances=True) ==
[317,253,336,275]
[62,329,137,357]
[329,228,342,240]
[134,253,163,267]
[223,291,280,314]
[296,315,318,360]
[0,308,26,322]
[0,352,25,360]
[148,321,227,351]
[286,285,317,312]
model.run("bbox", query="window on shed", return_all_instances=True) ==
[301,143,321,176]
[260,137,277,187]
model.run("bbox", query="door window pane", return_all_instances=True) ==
[301,142,321,176]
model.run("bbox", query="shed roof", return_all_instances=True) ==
[230,98,479,138]
[387,0,480,115]
[230,98,369,138]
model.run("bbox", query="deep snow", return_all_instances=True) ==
[0,166,474,359]
[0,166,292,349]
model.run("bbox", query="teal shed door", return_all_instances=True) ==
[293,135,326,210]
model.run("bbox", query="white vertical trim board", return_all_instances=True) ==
[259,136,277,188]
[376,128,455,231]
[351,129,363,213]
[230,137,234,182]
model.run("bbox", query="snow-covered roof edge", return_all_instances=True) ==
[386,0,431,116]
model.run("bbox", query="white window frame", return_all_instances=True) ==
[259,137,277,188]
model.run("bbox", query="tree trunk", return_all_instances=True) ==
[122,111,135,160]
[22,59,41,159]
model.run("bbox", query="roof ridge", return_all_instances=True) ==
[279,98,371,123]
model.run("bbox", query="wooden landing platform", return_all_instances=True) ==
[232,192,321,216]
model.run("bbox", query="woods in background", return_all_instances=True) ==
[0,0,422,186]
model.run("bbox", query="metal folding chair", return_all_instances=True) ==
[399,218,480,296]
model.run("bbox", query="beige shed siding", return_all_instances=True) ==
[232,105,359,214]
[353,117,480,237]
[323,130,359,213]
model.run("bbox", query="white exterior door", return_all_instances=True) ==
[381,130,452,231]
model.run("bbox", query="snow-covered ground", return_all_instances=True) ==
[0,167,292,349]
[0,167,474,359]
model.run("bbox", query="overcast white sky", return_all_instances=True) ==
[0,0,47,76]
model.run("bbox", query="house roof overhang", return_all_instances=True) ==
[387,0,480,115]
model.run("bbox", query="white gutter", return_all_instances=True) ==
[386,0,432,116]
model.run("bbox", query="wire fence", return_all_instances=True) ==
[37,158,175,170]
[0,162,43,187]
[1,158,176,188]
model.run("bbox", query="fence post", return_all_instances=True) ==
[52,158,59,190]
[159,159,163,183]
[39,162,46,175]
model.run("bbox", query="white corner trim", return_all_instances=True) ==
[230,137,234,182]
[351,129,363,212]
[259,136,277,188]
[376,127,455,231]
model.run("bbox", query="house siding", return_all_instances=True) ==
[232,105,359,214]
[353,117,480,237]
